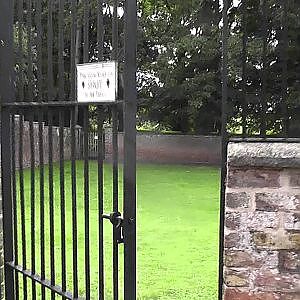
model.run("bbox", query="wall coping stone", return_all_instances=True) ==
[228,142,300,168]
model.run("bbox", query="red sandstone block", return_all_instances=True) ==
[224,289,280,300]
[290,234,300,250]
[225,232,251,249]
[252,232,300,251]
[252,232,278,249]
[256,193,300,212]
[224,269,250,287]
[279,251,300,273]
[289,171,300,187]
[225,212,241,230]
[225,251,255,267]
[227,168,280,188]
[226,192,251,209]
[225,232,241,249]
[225,250,278,268]
[255,270,300,292]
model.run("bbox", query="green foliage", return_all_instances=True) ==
[137,0,221,134]
[13,0,300,135]
[226,0,300,136]
[137,0,300,135]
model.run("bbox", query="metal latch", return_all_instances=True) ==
[102,212,124,244]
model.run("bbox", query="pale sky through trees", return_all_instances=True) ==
[220,0,241,9]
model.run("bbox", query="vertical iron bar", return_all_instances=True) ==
[281,0,288,137]
[97,0,104,61]
[19,115,27,299]
[83,107,90,299]
[123,0,137,299]
[58,0,65,100]
[112,0,119,229]
[35,0,43,102]
[12,115,20,300]
[39,109,46,299]
[83,0,89,63]
[1,109,15,299]
[71,1,78,290]
[18,0,24,102]
[218,0,229,299]
[70,0,77,101]
[241,1,247,137]
[112,2,119,298]
[48,110,56,300]
[59,110,67,297]
[39,109,45,300]
[47,0,54,101]
[71,108,78,298]
[112,107,119,300]
[26,0,34,101]
[0,4,15,299]
[97,107,104,300]
[112,0,118,61]
[29,111,36,300]
[260,0,267,137]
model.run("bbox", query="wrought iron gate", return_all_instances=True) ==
[0,0,137,299]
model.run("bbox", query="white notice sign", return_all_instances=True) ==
[77,61,118,102]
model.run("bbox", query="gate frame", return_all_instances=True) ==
[123,0,138,299]
[0,1,15,299]
[218,0,229,299]
[0,0,138,299]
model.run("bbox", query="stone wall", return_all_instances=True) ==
[6,118,223,167]
[12,116,81,169]
[105,131,222,165]
[223,142,300,300]
[12,121,222,167]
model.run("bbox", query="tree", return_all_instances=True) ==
[137,0,222,134]
[226,0,300,136]
[137,0,300,135]
[12,0,300,135]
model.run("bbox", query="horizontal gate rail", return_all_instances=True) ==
[6,262,81,300]
[1,101,123,108]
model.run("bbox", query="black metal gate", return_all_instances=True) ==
[0,0,137,299]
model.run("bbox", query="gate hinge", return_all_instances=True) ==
[102,212,124,244]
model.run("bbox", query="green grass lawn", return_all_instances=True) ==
[16,162,220,299]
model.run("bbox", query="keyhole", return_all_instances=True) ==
[106,79,110,88]
[82,81,85,89]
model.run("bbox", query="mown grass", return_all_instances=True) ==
[16,162,220,299]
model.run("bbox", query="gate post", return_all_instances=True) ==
[123,0,137,299]
[0,0,15,299]
[219,0,229,299]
